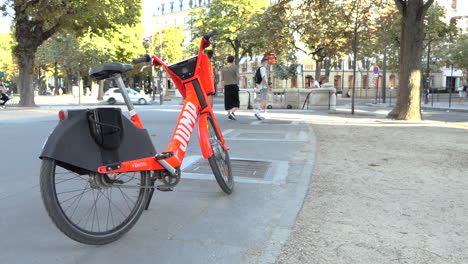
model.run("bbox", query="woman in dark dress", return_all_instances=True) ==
[219,55,240,120]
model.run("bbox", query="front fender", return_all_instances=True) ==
[197,113,213,159]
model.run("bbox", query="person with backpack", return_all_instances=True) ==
[254,57,271,120]
[220,55,240,120]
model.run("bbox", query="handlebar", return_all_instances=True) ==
[203,30,217,42]
[132,54,151,64]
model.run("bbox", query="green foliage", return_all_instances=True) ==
[149,26,188,65]
[255,0,296,56]
[190,0,269,65]
[446,33,468,75]
[35,23,147,87]
[4,0,143,105]
[0,31,16,81]
[272,53,300,80]
[111,24,146,64]
[422,3,462,71]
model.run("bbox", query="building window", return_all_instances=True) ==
[334,62,342,70]
[334,75,342,88]
[348,59,354,70]
[389,75,395,88]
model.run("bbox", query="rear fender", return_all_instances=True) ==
[39,109,156,173]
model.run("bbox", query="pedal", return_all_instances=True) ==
[156,185,174,192]
[155,152,174,160]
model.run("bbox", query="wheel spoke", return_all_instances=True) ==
[48,162,148,235]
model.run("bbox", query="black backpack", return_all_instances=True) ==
[255,67,263,84]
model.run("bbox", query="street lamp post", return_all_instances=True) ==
[382,46,387,103]
[424,10,432,105]
[351,4,360,115]
[449,63,453,110]
[157,30,163,105]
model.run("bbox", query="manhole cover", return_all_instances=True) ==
[183,159,272,179]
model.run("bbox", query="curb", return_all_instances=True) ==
[421,106,468,113]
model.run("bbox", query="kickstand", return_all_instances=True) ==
[144,180,156,210]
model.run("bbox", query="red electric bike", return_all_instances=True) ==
[39,31,233,245]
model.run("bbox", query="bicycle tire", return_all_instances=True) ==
[207,116,234,194]
[40,158,150,245]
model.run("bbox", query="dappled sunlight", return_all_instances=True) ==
[409,69,421,92]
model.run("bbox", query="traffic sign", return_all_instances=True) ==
[373,66,379,74]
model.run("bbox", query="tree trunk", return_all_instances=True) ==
[389,0,433,120]
[54,62,59,95]
[17,53,36,107]
[315,59,323,82]
[324,59,331,83]
[98,80,104,100]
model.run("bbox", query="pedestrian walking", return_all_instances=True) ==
[458,83,467,104]
[220,55,240,120]
[0,82,9,109]
[254,57,271,120]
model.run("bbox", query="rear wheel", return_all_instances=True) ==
[40,158,151,245]
[207,116,234,194]
[108,98,116,105]
[138,98,147,105]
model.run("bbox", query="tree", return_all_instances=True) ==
[1,0,141,106]
[254,0,296,57]
[387,0,434,120]
[0,31,16,84]
[423,4,461,85]
[448,33,468,79]
[149,26,188,65]
[190,0,269,66]
[272,53,299,82]
[293,0,356,81]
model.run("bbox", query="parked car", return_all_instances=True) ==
[103,88,152,105]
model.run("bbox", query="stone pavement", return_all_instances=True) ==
[275,106,468,264]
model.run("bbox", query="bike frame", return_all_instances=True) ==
[96,36,227,176]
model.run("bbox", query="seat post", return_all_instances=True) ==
[112,74,137,116]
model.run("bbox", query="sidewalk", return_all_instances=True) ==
[5,94,102,106]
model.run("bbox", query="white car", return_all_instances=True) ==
[103,88,152,105]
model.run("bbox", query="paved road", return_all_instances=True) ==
[0,102,315,264]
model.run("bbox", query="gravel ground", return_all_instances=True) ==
[276,116,468,264]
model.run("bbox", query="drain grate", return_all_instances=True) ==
[183,158,272,179]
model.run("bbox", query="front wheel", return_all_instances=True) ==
[207,116,234,194]
[40,158,151,245]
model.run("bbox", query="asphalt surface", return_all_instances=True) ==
[0,96,466,263]
[0,101,315,264]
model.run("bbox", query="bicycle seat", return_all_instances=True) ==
[89,62,134,80]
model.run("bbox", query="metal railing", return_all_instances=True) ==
[302,90,334,110]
